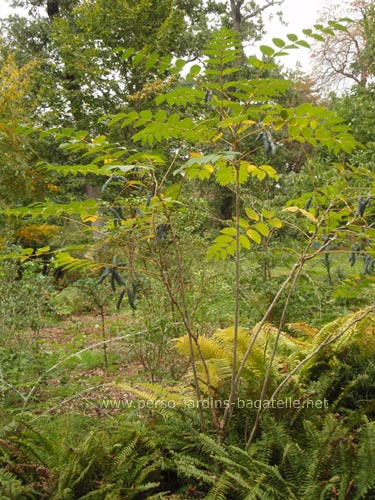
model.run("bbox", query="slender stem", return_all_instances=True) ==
[155,213,208,432]
[246,261,304,448]
[0,359,5,402]
[222,224,336,436]
[159,147,181,190]
[224,161,241,443]
[245,223,329,446]
[1,379,27,403]
[100,305,109,369]
[222,260,299,426]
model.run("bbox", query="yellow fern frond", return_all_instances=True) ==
[314,308,375,354]
[116,382,192,407]
[174,335,228,360]
[286,322,319,338]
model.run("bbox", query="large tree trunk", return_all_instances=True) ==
[230,0,245,33]
[47,0,59,18]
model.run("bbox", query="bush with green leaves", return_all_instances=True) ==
[0,257,58,405]
[0,258,54,334]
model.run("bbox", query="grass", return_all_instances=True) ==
[0,245,373,422]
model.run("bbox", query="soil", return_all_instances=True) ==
[16,312,147,418]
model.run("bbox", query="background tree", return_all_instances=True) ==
[0,49,47,208]
[311,0,375,92]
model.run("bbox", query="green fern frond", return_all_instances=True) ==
[79,483,119,499]
[197,433,230,459]
[212,454,251,475]
[0,467,34,499]
[175,456,215,485]
[353,418,375,498]
[113,434,140,472]
[0,420,18,440]
[132,481,161,493]
[204,474,233,500]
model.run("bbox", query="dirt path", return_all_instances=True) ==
[19,312,145,417]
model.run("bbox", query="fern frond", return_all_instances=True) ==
[353,418,375,498]
[213,327,250,354]
[175,456,215,485]
[0,467,34,498]
[174,335,228,360]
[197,433,229,459]
[314,309,375,354]
[286,322,318,338]
[113,434,140,472]
[0,420,18,440]
[79,483,119,499]
[116,381,191,407]
[204,474,233,500]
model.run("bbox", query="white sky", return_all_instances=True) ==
[0,0,329,71]
[0,0,25,18]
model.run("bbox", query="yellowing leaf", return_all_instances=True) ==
[247,228,262,244]
[246,164,258,174]
[84,215,100,223]
[221,227,236,236]
[283,206,299,214]
[253,222,269,237]
[283,206,318,224]
[239,235,251,249]
[299,208,318,223]
[212,132,224,142]
[238,120,256,134]
[268,218,282,228]
[259,164,278,180]
[261,208,275,219]
[204,163,214,173]
[216,234,234,244]
[35,245,50,256]
[245,207,260,221]
[239,217,249,229]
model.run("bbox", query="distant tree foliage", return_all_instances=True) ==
[311,0,375,91]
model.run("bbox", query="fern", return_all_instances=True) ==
[209,443,298,500]
[312,309,375,355]
[113,434,140,472]
[174,455,215,486]
[52,431,102,498]
[204,474,232,500]
[0,467,35,500]
[173,325,299,400]
[353,419,375,498]
[197,433,230,459]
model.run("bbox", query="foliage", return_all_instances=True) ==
[0,5,375,499]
